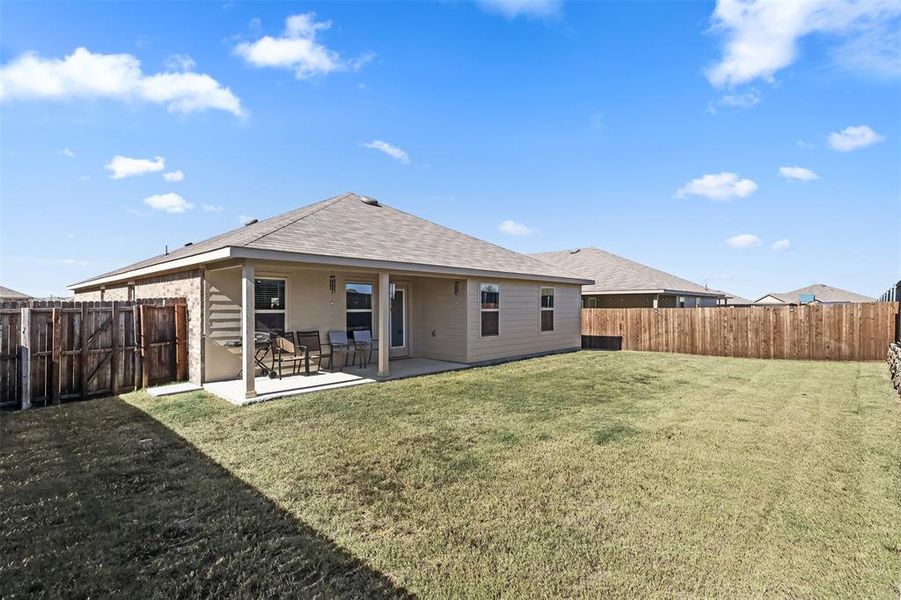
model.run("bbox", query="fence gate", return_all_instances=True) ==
[0,299,186,409]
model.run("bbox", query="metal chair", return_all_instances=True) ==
[272,335,305,379]
[327,330,350,371]
[351,330,374,367]
[296,330,326,375]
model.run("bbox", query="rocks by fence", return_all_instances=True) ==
[888,343,901,396]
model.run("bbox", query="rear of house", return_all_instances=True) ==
[70,193,590,397]
[531,247,726,309]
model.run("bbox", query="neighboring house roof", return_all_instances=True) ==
[530,247,726,298]
[0,285,32,300]
[72,192,591,289]
[709,288,754,305]
[753,283,876,305]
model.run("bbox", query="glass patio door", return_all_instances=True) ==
[390,284,407,358]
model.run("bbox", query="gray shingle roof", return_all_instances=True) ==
[0,285,31,300]
[530,247,725,297]
[74,193,589,287]
[756,284,875,304]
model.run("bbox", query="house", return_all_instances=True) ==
[709,289,755,306]
[70,192,591,400]
[531,247,726,309]
[753,283,875,305]
[0,285,32,301]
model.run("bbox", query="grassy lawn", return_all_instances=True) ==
[2,351,900,598]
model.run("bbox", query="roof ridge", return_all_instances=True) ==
[241,192,353,248]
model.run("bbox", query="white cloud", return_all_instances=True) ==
[362,140,410,164]
[706,0,901,87]
[827,124,886,151]
[675,172,758,201]
[498,219,536,236]
[234,13,371,80]
[201,202,223,212]
[162,169,185,182]
[105,155,165,179]
[707,88,760,113]
[477,0,562,19]
[726,234,762,249]
[59,147,75,157]
[144,192,193,213]
[778,166,819,181]
[164,54,196,72]
[771,239,792,251]
[0,47,244,116]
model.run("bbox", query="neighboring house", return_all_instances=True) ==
[710,289,755,306]
[531,247,726,309]
[0,285,32,301]
[70,193,591,399]
[753,284,875,305]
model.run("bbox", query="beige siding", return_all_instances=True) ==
[467,279,581,363]
[411,278,467,363]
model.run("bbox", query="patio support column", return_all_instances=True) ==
[378,271,390,377]
[242,261,256,399]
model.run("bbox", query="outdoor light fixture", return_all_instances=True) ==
[329,273,336,305]
[390,282,396,299]
[453,281,460,296]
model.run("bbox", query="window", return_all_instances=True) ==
[480,283,499,336]
[583,296,599,309]
[540,287,554,332]
[346,282,373,334]
[255,278,286,333]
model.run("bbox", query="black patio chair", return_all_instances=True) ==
[272,335,305,379]
[296,330,327,375]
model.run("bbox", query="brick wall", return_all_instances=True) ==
[74,269,204,384]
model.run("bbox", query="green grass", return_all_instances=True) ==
[3,351,900,598]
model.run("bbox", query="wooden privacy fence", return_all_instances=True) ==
[0,299,187,410]
[582,303,900,362]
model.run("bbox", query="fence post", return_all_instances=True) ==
[175,304,187,382]
[19,307,31,410]
[52,307,62,404]
[111,301,120,395]
[133,304,142,391]
[140,304,150,389]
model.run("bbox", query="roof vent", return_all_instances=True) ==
[244,218,258,226]
[360,196,380,207]
[184,242,193,247]
[569,248,581,254]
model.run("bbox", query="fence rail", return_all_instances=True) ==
[0,298,187,409]
[582,303,900,361]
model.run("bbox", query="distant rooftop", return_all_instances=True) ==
[0,285,31,300]
[531,247,726,297]
[755,283,875,305]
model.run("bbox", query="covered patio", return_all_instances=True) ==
[203,357,468,405]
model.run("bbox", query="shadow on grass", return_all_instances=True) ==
[0,397,412,599]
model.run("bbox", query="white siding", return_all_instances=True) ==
[466,279,581,363]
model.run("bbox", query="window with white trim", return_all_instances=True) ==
[540,287,554,332]
[480,283,500,337]
[346,282,373,334]
[255,278,286,333]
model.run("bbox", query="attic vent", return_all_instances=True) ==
[569,249,581,254]
[244,218,258,226]
[360,196,380,207]
[184,242,193,247]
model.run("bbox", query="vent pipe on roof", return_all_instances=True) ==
[360,196,380,207]
[244,218,258,226]
[570,249,581,254]
[184,242,193,247]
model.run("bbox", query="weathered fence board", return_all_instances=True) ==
[582,303,899,361]
[0,298,186,409]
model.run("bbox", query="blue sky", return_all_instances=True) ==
[1,0,899,299]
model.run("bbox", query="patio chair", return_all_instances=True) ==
[271,335,305,379]
[327,330,351,371]
[296,330,327,375]
[351,330,374,367]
